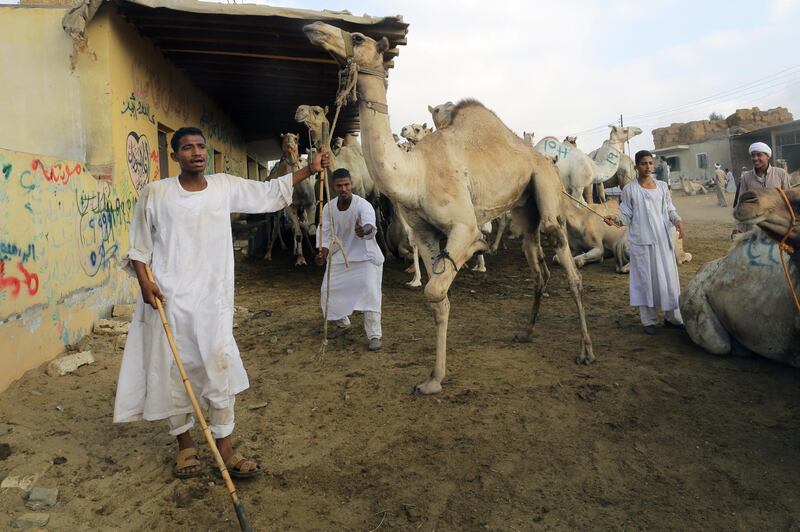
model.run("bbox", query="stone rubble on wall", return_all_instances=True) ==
[92,319,130,336]
[652,107,793,149]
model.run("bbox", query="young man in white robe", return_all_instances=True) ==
[604,150,687,335]
[114,127,330,478]
[315,168,384,351]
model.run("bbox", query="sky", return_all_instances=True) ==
[3,0,798,153]
[234,0,800,154]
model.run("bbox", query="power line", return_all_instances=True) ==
[571,63,800,138]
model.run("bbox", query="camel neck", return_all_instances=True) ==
[356,74,417,205]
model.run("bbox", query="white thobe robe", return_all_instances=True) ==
[619,180,682,311]
[114,173,293,424]
[319,195,384,321]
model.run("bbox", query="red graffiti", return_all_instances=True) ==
[0,260,39,297]
[31,159,82,185]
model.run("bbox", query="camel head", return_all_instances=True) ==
[523,131,535,146]
[564,135,577,147]
[734,186,800,250]
[428,102,455,129]
[279,132,299,155]
[303,21,390,73]
[294,105,329,146]
[608,125,642,144]
[400,123,432,143]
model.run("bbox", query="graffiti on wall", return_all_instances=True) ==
[126,131,151,193]
[131,59,190,122]
[0,149,136,312]
[199,108,235,149]
[121,92,156,124]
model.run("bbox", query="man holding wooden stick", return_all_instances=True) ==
[114,127,330,478]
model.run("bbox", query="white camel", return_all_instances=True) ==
[535,125,642,203]
[681,186,800,365]
[305,22,595,395]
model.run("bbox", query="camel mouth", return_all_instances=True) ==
[302,22,345,59]
[735,214,767,225]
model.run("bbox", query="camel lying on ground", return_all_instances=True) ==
[552,197,627,269]
[612,228,693,274]
[681,186,800,365]
[305,22,595,394]
[679,176,708,196]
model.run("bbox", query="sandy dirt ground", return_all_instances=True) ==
[2,190,800,531]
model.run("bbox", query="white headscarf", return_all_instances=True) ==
[748,142,772,157]
[714,163,721,169]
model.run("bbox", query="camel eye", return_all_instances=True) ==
[353,34,364,44]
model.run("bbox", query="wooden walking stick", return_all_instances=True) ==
[144,265,253,532]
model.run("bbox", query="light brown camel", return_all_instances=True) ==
[552,197,627,269]
[681,186,800,365]
[276,133,316,266]
[428,101,455,130]
[305,22,595,394]
[523,131,535,147]
[679,175,708,196]
[262,133,303,260]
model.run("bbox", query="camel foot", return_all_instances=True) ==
[294,257,307,267]
[574,347,596,366]
[264,254,273,262]
[512,333,533,343]
[405,280,422,288]
[471,264,487,273]
[412,379,442,396]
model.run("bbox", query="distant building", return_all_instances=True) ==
[651,108,798,181]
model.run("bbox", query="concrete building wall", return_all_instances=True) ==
[658,138,733,181]
[0,4,251,392]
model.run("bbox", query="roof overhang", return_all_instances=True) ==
[68,0,408,143]
[652,145,689,153]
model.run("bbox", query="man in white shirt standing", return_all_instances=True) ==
[316,168,385,351]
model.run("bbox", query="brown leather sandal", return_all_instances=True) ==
[173,447,204,479]
[223,452,262,479]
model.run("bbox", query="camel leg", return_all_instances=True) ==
[545,221,595,364]
[264,215,278,261]
[596,182,607,203]
[411,223,483,395]
[286,206,307,266]
[471,253,487,272]
[406,241,422,288]
[516,229,550,342]
[490,214,509,254]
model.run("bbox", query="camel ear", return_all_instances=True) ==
[377,37,390,53]
[280,133,285,139]
[422,122,427,129]
[428,105,434,113]
[324,105,329,115]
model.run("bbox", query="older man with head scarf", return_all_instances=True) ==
[713,163,728,207]
[731,142,790,237]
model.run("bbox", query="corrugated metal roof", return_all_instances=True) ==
[74,0,409,143]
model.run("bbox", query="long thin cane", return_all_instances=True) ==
[143,267,253,532]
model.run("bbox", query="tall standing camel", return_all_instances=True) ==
[262,133,303,261]
[304,22,595,394]
[681,186,800,365]
[275,133,316,266]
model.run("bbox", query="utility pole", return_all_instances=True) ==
[619,114,630,154]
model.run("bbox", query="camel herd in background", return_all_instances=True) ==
[237,22,799,394]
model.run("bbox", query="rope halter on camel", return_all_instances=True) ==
[759,187,800,315]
